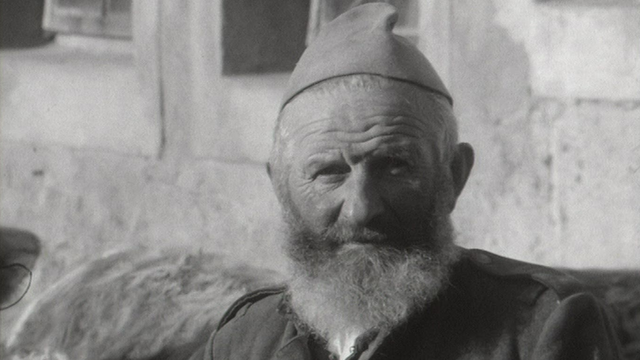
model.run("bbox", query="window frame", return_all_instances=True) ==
[42,0,132,39]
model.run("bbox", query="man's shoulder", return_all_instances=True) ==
[451,249,622,359]
[216,286,288,331]
[461,248,585,301]
[205,286,290,360]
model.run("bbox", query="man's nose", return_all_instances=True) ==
[341,173,384,226]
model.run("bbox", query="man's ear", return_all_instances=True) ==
[450,142,474,202]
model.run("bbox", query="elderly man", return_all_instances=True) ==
[204,3,621,360]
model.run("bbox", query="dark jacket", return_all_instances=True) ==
[204,248,622,360]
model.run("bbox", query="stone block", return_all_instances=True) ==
[553,101,640,268]
[494,0,640,100]
[453,100,557,266]
[449,0,558,265]
[530,5,640,100]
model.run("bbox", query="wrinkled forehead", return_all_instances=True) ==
[277,82,447,146]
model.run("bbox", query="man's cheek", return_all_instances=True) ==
[294,192,341,230]
[387,188,432,218]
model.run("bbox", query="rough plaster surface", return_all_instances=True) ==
[451,0,640,267]
[191,75,288,163]
[0,37,161,156]
[493,0,640,100]
[0,142,287,270]
[451,0,555,263]
[554,101,640,267]
[0,141,287,336]
[1,0,639,349]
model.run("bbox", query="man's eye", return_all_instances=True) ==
[315,164,350,178]
[380,158,412,176]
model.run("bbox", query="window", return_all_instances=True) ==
[43,0,132,39]
[222,0,310,74]
[307,0,421,44]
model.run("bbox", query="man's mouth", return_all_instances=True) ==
[338,242,376,252]
[335,236,398,254]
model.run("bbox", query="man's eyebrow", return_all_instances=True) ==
[372,144,419,159]
[304,152,344,166]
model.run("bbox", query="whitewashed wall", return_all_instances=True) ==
[1,0,639,340]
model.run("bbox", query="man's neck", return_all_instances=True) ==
[328,327,382,360]
[329,328,363,360]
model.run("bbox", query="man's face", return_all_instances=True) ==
[273,80,463,336]
[277,83,453,264]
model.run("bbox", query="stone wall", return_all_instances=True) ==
[449,0,640,268]
[1,0,638,343]
[0,1,288,336]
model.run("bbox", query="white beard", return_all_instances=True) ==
[286,242,460,341]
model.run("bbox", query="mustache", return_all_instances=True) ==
[323,225,388,246]
[308,214,444,252]
[285,219,446,273]
[292,222,400,257]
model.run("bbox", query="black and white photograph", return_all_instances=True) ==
[1,0,639,359]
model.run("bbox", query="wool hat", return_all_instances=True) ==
[281,2,452,109]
